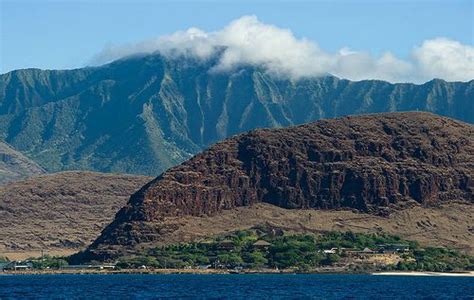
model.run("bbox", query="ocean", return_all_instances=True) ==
[0,274,473,299]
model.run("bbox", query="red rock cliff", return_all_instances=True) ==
[76,112,473,261]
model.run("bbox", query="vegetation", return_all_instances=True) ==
[5,230,471,273]
[28,256,68,269]
[116,229,474,272]
[392,247,474,272]
[313,231,417,250]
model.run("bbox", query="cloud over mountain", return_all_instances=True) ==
[91,16,473,83]
[412,38,474,82]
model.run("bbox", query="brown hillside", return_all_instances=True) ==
[104,203,474,256]
[76,112,474,261]
[0,171,151,260]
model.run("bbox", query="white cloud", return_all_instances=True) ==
[332,51,414,82]
[412,38,474,82]
[90,15,474,83]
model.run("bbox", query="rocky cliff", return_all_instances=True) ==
[1,54,473,175]
[76,112,473,261]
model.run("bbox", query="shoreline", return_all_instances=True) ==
[2,269,473,276]
[372,271,474,277]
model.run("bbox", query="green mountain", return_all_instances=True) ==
[1,54,472,175]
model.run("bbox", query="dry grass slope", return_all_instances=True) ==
[129,202,474,256]
[0,171,151,260]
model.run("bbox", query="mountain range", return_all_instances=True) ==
[1,53,473,176]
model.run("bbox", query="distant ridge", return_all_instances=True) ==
[0,141,44,184]
[1,54,473,175]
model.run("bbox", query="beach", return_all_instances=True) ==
[373,271,474,277]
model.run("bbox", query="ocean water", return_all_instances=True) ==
[0,274,473,299]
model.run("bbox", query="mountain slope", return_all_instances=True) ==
[0,171,151,260]
[74,112,474,261]
[1,54,473,175]
[0,141,44,184]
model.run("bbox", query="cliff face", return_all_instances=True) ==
[78,112,473,260]
[1,54,473,176]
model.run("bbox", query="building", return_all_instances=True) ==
[361,248,375,254]
[377,244,410,254]
[197,264,212,270]
[344,248,376,256]
[2,261,33,271]
[253,240,271,250]
[62,264,116,270]
[323,248,338,254]
[217,239,235,251]
[198,240,213,247]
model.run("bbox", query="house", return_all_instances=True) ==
[361,247,375,254]
[253,240,271,250]
[217,239,235,251]
[344,248,375,257]
[199,240,213,244]
[63,264,115,270]
[197,264,212,270]
[3,261,33,271]
[63,265,95,269]
[377,244,410,254]
[198,240,213,247]
[340,248,356,254]
[99,265,116,270]
[323,248,338,254]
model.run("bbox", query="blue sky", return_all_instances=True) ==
[1,0,473,80]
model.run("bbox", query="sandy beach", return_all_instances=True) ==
[372,271,474,277]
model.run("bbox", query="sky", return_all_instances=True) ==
[1,0,473,82]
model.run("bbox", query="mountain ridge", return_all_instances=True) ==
[1,53,473,176]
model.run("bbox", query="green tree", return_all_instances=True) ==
[30,256,68,269]
[321,254,340,266]
[244,251,268,267]
[217,253,243,267]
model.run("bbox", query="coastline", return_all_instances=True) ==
[0,268,288,276]
[2,269,474,276]
[0,268,229,276]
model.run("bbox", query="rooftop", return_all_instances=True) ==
[253,240,271,246]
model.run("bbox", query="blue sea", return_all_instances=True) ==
[0,274,473,299]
